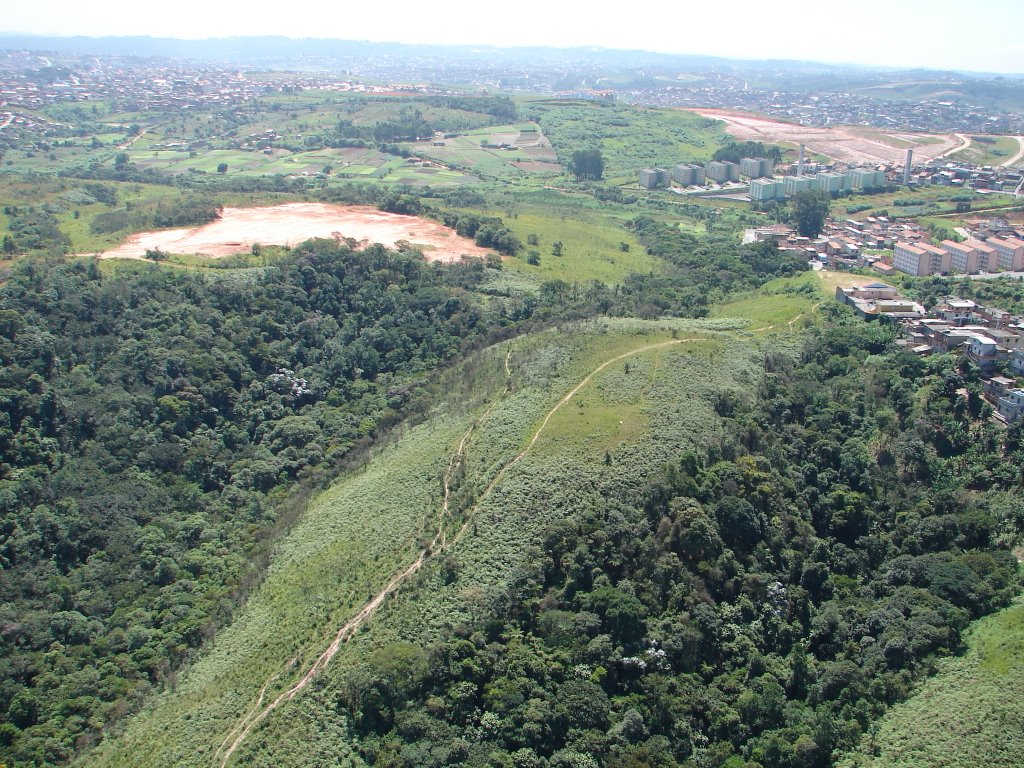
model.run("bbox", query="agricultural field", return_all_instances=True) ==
[406,122,562,180]
[83,318,767,767]
[838,599,1024,768]
[836,185,1020,222]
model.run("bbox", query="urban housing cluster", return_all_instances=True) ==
[836,283,1024,424]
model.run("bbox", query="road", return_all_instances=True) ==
[1001,136,1024,168]
[939,133,972,160]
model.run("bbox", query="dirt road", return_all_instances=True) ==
[1001,136,1024,168]
[940,133,972,159]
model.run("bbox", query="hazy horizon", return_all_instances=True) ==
[3,0,1023,76]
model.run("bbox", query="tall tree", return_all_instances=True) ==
[568,149,604,181]
[791,190,831,238]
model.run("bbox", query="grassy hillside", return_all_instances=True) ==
[528,102,727,183]
[82,318,766,767]
[838,599,1024,768]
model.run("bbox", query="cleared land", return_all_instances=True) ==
[408,123,562,179]
[689,108,962,165]
[97,203,494,261]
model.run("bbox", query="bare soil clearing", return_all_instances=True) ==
[98,203,494,262]
[690,108,961,165]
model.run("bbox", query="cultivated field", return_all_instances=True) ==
[97,203,495,261]
[689,108,963,165]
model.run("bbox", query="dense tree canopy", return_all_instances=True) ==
[0,243,509,765]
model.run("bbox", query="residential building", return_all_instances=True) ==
[672,163,704,186]
[739,157,773,178]
[972,240,998,271]
[997,389,1024,423]
[706,160,739,183]
[835,283,924,320]
[893,242,931,275]
[966,334,1003,372]
[1010,348,1024,376]
[784,175,814,195]
[918,242,951,274]
[935,298,977,325]
[844,168,886,191]
[816,172,845,194]
[750,178,785,201]
[987,236,1024,271]
[985,375,1016,402]
[639,169,660,189]
[942,240,980,274]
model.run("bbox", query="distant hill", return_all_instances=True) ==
[0,33,1006,78]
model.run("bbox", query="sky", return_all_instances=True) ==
[4,0,1023,74]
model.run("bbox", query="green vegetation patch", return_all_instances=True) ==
[839,601,1024,768]
[527,101,727,182]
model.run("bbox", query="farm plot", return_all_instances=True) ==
[409,122,563,179]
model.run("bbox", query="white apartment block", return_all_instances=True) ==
[987,237,1024,271]
[893,242,931,275]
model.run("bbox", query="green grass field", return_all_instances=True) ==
[838,599,1024,768]
[710,271,824,331]
[496,207,659,283]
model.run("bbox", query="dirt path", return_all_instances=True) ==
[1001,136,1024,168]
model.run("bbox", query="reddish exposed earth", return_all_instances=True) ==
[689,108,962,165]
[98,203,494,262]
